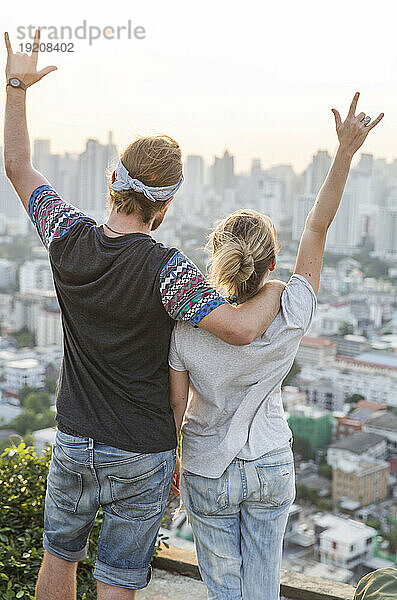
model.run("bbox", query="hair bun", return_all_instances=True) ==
[236,248,255,283]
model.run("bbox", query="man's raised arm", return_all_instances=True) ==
[3,30,57,210]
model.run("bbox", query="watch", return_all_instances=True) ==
[6,77,27,91]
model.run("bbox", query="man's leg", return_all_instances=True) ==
[97,581,135,599]
[36,551,78,600]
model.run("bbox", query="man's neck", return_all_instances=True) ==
[104,210,152,237]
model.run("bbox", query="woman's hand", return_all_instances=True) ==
[332,92,383,158]
[170,454,181,496]
[5,29,57,87]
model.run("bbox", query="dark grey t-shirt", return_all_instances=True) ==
[169,274,317,477]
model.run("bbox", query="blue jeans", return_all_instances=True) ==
[180,443,295,600]
[44,430,176,590]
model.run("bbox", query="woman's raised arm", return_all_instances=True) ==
[294,92,384,295]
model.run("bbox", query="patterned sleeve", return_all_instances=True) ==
[159,250,226,326]
[28,185,95,249]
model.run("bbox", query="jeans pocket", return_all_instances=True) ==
[108,460,167,521]
[182,469,230,516]
[256,462,295,507]
[47,451,83,513]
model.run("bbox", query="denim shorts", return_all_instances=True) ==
[43,429,176,590]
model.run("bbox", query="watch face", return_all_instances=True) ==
[10,78,20,87]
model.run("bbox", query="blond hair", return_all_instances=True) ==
[107,135,182,223]
[208,209,279,303]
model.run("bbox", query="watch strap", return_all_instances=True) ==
[6,77,27,91]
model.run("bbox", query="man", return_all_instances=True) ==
[4,31,285,599]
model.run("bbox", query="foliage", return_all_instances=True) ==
[346,393,365,405]
[0,442,169,599]
[44,376,57,395]
[7,409,56,436]
[318,464,333,480]
[22,392,51,413]
[292,435,312,460]
[9,327,35,349]
[339,321,354,336]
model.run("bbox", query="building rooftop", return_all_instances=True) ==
[337,352,397,371]
[366,411,397,433]
[330,431,386,454]
[314,514,376,544]
[301,336,336,348]
[6,358,40,370]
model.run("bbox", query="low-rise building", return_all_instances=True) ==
[364,411,397,456]
[297,337,337,367]
[328,431,389,507]
[302,378,345,412]
[4,358,45,396]
[314,514,376,570]
[332,457,389,508]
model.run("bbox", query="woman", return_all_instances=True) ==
[168,93,383,600]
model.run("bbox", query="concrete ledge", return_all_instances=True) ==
[153,546,356,600]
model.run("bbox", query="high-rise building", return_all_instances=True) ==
[184,155,204,197]
[305,150,332,195]
[77,132,118,221]
[0,146,24,220]
[292,194,315,241]
[326,185,361,254]
[211,150,235,193]
[374,205,397,259]
[19,260,53,294]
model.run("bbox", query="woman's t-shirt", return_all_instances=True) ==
[169,274,317,478]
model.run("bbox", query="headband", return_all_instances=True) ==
[110,158,184,202]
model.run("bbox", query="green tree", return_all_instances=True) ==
[319,464,333,480]
[339,322,354,336]
[292,435,312,460]
[10,326,35,349]
[18,386,40,405]
[23,392,51,413]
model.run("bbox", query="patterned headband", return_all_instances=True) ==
[110,158,184,202]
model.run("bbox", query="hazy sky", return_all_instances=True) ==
[1,0,396,172]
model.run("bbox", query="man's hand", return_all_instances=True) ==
[5,29,57,87]
[331,92,384,158]
[263,279,286,295]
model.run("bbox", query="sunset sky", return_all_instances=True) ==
[1,0,396,172]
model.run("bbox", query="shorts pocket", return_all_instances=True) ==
[47,451,83,513]
[182,469,230,516]
[256,461,295,507]
[108,460,167,521]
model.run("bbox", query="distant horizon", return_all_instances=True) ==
[7,133,394,177]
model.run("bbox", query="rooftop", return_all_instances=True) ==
[366,411,397,433]
[301,337,336,349]
[330,431,386,454]
[314,514,376,544]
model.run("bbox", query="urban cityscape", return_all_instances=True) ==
[0,133,396,587]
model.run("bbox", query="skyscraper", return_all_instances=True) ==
[211,150,235,193]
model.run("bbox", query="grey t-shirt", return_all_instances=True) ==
[168,274,317,478]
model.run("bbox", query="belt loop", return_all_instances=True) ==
[88,438,94,450]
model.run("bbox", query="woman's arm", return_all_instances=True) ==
[169,367,190,495]
[294,92,384,295]
[169,367,190,434]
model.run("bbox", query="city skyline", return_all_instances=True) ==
[1,0,396,172]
